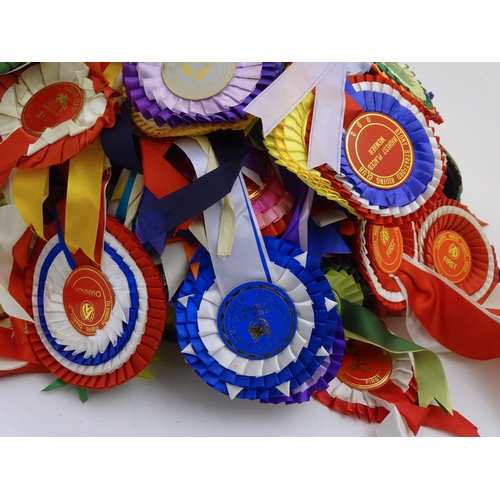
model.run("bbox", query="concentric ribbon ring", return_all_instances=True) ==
[124,62,282,136]
[354,220,417,311]
[0,62,119,172]
[25,216,166,389]
[176,236,344,401]
[415,199,498,303]
[314,339,415,423]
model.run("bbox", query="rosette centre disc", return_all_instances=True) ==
[432,230,472,284]
[21,82,84,136]
[337,340,393,391]
[162,62,235,100]
[217,281,297,360]
[345,112,414,190]
[371,225,404,274]
[63,266,115,337]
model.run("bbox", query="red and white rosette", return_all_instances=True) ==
[314,339,480,436]
[354,219,417,312]
[25,217,166,390]
[0,62,119,177]
[314,339,416,434]
[415,199,498,304]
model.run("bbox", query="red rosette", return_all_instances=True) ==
[415,199,498,304]
[0,62,120,184]
[25,216,166,390]
[353,219,416,312]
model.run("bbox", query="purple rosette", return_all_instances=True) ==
[123,62,282,128]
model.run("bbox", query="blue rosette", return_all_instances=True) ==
[176,236,344,401]
[339,79,439,210]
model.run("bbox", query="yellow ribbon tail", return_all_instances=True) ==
[65,138,106,263]
[12,168,49,239]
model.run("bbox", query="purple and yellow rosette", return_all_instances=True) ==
[176,236,344,401]
[123,62,282,137]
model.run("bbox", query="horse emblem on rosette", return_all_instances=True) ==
[449,243,460,259]
[248,318,271,343]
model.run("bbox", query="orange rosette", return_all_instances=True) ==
[415,199,498,304]
[354,219,416,312]
[0,62,119,184]
[25,216,166,390]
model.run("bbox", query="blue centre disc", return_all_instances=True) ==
[217,281,298,360]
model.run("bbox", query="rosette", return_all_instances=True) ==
[373,62,442,123]
[25,216,166,389]
[354,220,416,312]
[315,339,414,425]
[123,62,282,137]
[0,62,119,177]
[442,146,463,201]
[176,236,344,401]
[264,74,446,226]
[415,199,498,303]
[244,164,295,237]
[314,339,480,436]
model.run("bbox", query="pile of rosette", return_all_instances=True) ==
[0,61,496,436]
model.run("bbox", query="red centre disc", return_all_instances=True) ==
[371,225,404,274]
[21,81,84,136]
[345,112,414,190]
[337,340,393,391]
[432,230,472,284]
[63,265,115,336]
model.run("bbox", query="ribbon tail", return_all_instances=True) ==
[395,255,500,360]
[308,63,346,172]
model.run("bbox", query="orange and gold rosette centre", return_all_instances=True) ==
[63,266,115,336]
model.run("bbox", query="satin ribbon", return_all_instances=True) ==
[340,299,452,412]
[12,167,49,239]
[65,138,108,265]
[243,62,371,172]
[394,255,500,360]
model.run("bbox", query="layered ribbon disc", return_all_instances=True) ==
[26,216,166,389]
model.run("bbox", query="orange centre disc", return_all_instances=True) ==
[63,266,115,336]
[21,82,84,136]
[345,112,414,190]
[432,230,472,284]
[371,225,404,274]
[337,340,393,391]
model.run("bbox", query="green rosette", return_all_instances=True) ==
[375,62,437,116]
[442,146,463,201]
[0,62,29,76]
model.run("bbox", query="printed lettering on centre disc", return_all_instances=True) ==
[345,112,414,190]
[63,266,115,336]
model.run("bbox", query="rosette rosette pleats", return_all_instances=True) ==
[25,217,166,389]
[314,339,479,437]
[123,62,282,137]
[353,220,417,312]
[264,74,446,226]
[0,62,119,177]
[414,199,497,303]
[176,237,344,401]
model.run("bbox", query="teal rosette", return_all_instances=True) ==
[176,237,344,401]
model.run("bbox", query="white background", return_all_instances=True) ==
[1,62,500,437]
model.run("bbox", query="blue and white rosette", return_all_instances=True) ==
[27,217,165,389]
[176,236,342,400]
[334,77,445,221]
[174,135,344,400]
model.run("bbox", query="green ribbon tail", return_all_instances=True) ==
[76,387,88,403]
[340,299,452,413]
[42,378,69,392]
